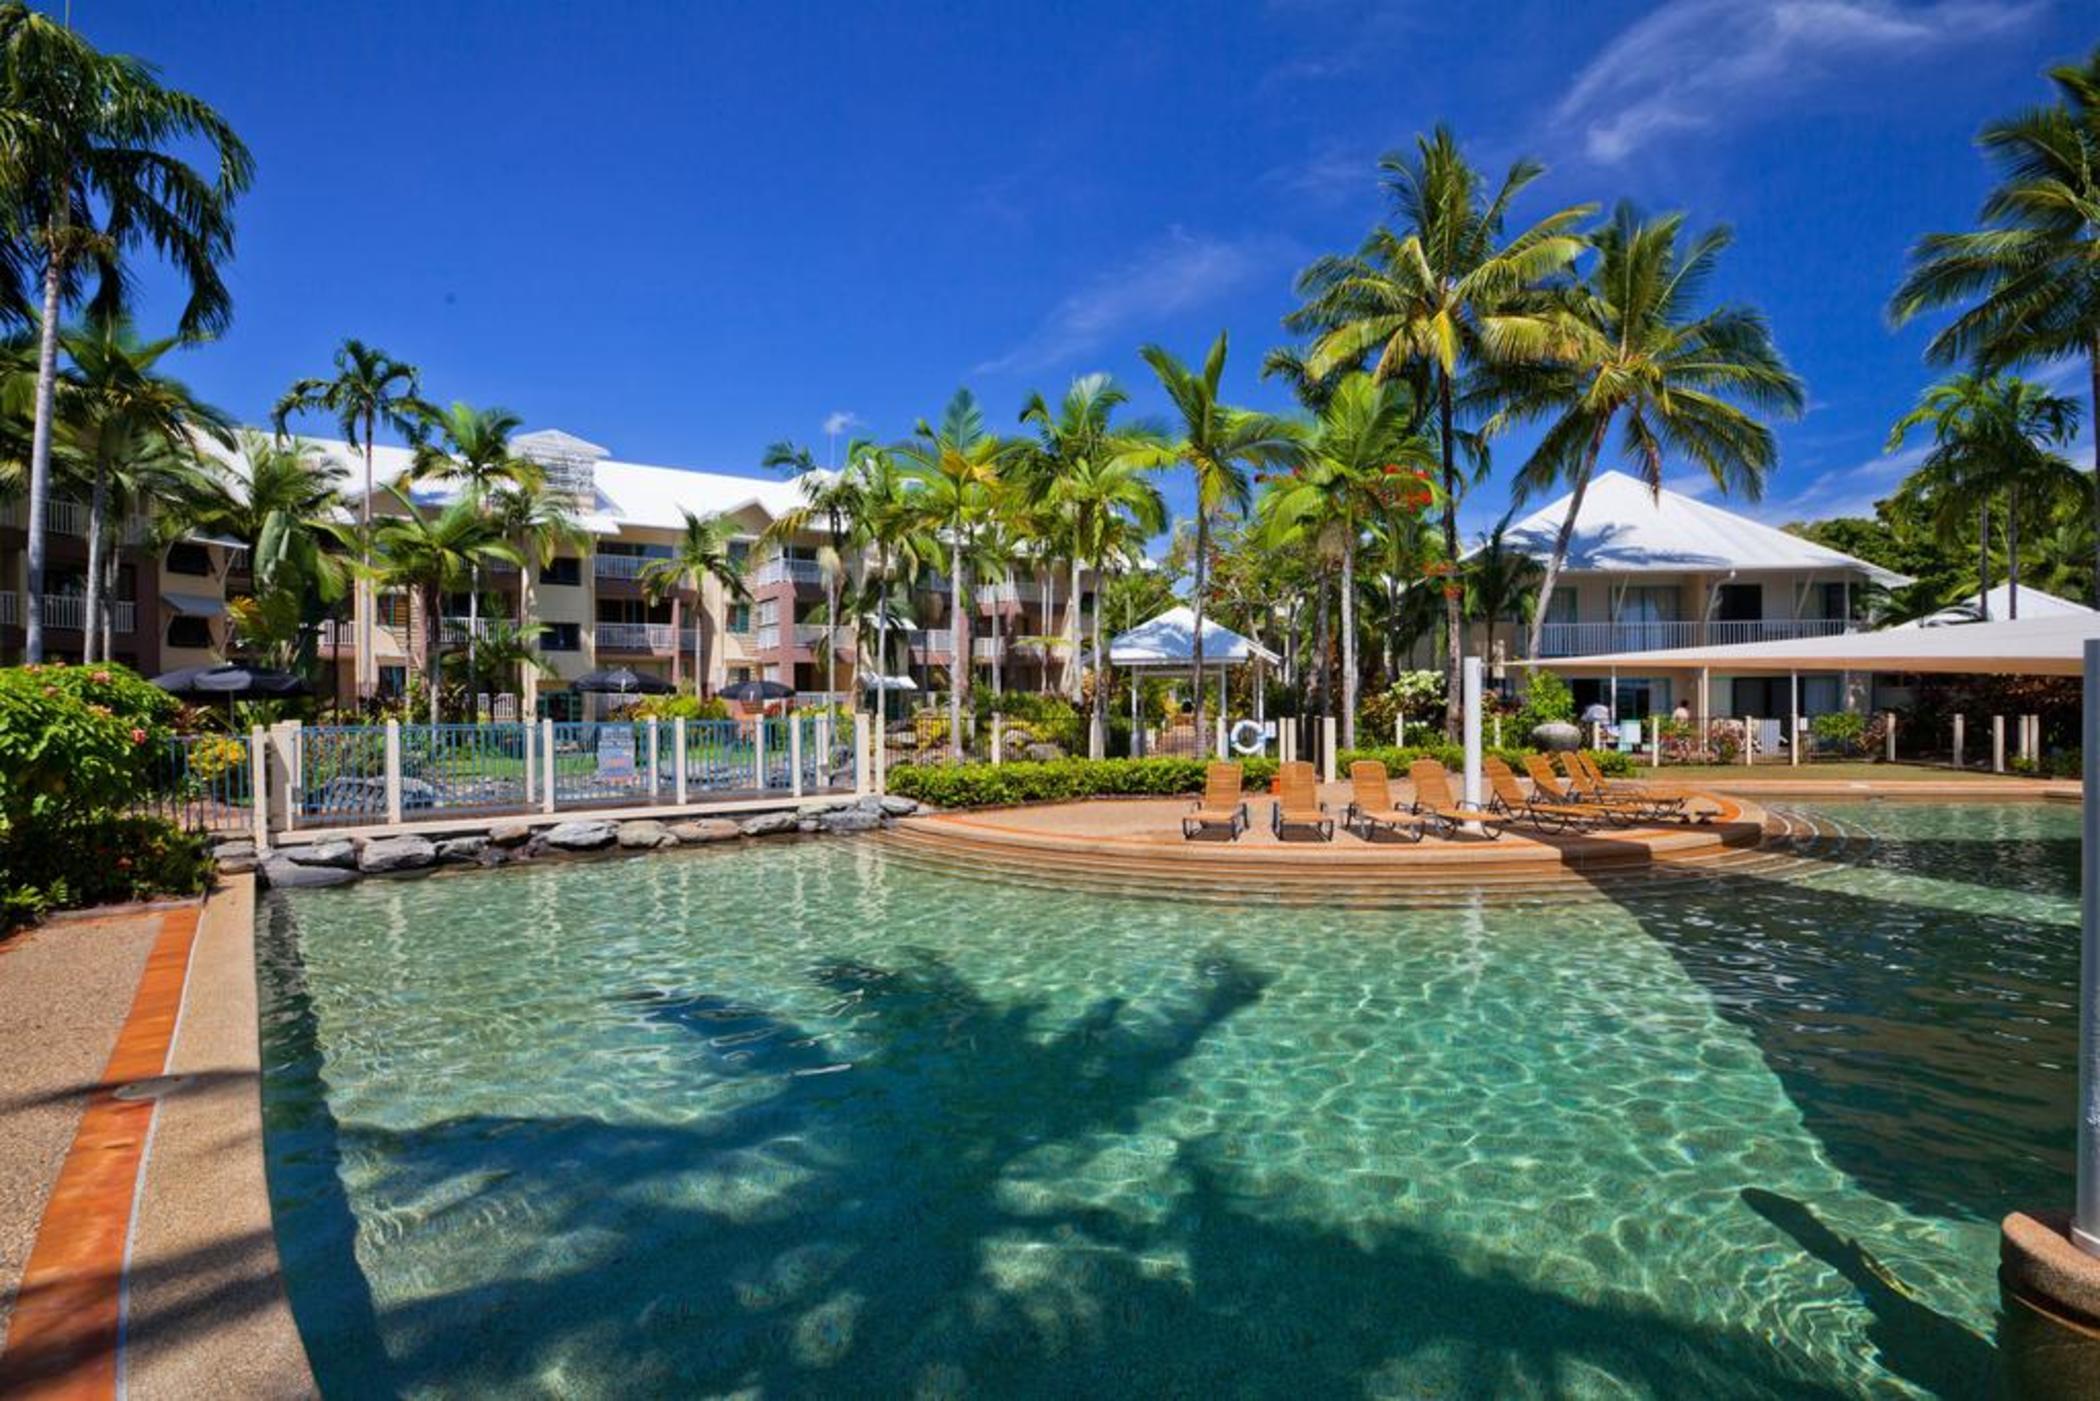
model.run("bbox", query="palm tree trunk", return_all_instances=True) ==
[519,559,535,710]
[1040,564,1054,696]
[422,586,441,726]
[1191,509,1210,747]
[875,544,891,726]
[950,535,967,761]
[83,466,106,664]
[668,593,682,690]
[1527,429,1608,663]
[695,595,709,700]
[1341,530,1358,750]
[100,548,116,663]
[1979,501,1991,620]
[1090,552,1107,744]
[2008,484,2020,621]
[825,571,838,705]
[467,563,480,710]
[361,414,376,698]
[1313,571,1331,719]
[1066,556,1083,702]
[1436,371,1464,739]
[24,252,65,663]
[2089,346,2100,608]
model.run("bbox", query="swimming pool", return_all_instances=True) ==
[258,800,2079,1397]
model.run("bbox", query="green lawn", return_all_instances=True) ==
[1632,761,2037,782]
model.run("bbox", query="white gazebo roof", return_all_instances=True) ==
[1497,471,1907,586]
[1891,583,2094,629]
[1109,606,1280,668]
[1543,612,2100,677]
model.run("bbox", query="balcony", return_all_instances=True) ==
[1529,617,1856,659]
[595,622,692,654]
[592,553,653,581]
[749,621,829,652]
[0,497,148,541]
[903,627,954,655]
[439,616,507,644]
[35,594,136,633]
[751,557,825,588]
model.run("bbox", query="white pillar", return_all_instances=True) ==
[789,717,804,798]
[542,719,557,813]
[384,719,403,827]
[1216,715,1228,761]
[816,713,832,788]
[249,725,271,853]
[1088,713,1104,761]
[1744,716,1756,767]
[1789,670,1800,768]
[2076,639,2100,1254]
[647,717,660,803]
[1952,714,1965,769]
[1321,716,1338,784]
[1885,710,1897,764]
[855,712,873,796]
[265,722,298,838]
[1461,656,1483,810]
[1394,713,1404,749]
[1994,714,2006,773]
[524,716,537,807]
[991,714,1004,765]
[674,717,689,804]
[754,716,768,791]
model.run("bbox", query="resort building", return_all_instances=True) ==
[0,428,1096,711]
[1469,471,1905,720]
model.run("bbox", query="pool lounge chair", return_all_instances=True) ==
[1342,761,1428,843]
[1561,751,1693,818]
[1183,761,1251,840]
[1482,757,1617,834]
[1270,760,1335,841]
[1522,754,1648,824]
[1406,760,1512,840]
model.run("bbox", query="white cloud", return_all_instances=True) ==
[974,228,1299,376]
[822,410,863,437]
[1556,1,2041,164]
[1759,439,1932,521]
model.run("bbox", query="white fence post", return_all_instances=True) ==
[1885,711,1898,764]
[1993,714,2007,773]
[249,725,271,853]
[1215,715,1228,761]
[789,717,804,798]
[384,719,403,827]
[855,712,872,796]
[1322,715,1339,785]
[1744,716,1756,767]
[646,717,660,804]
[674,717,689,805]
[1953,713,1965,769]
[266,722,299,837]
[992,714,1004,765]
[524,716,537,806]
[542,719,557,813]
[1395,714,1404,748]
[815,713,832,788]
[754,717,768,791]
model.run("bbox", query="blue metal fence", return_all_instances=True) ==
[139,733,256,834]
[549,721,655,807]
[402,723,532,816]
[298,725,391,827]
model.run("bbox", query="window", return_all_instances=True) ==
[596,599,668,624]
[1714,583,1762,623]
[728,665,753,684]
[728,603,752,633]
[165,615,213,649]
[165,542,212,576]
[729,539,752,568]
[379,665,407,697]
[1819,582,1852,621]
[542,555,581,586]
[543,622,581,652]
[377,593,411,629]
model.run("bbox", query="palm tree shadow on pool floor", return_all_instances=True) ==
[267,938,1852,1398]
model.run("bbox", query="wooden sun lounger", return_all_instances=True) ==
[1183,761,1250,840]
[1341,761,1427,843]
[1522,753,1645,824]
[1406,759,1512,840]
[1270,760,1335,841]
[1482,757,1618,834]
[1561,751,1692,817]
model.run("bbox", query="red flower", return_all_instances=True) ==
[92,669,111,684]
[129,727,148,745]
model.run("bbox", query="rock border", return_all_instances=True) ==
[234,795,922,892]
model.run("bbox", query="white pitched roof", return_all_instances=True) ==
[1891,582,2093,629]
[1109,606,1280,667]
[1499,471,1906,586]
[1547,611,2100,676]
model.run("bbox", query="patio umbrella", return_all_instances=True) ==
[571,666,675,696]
[718,679,796,703]
[152,662,309,724]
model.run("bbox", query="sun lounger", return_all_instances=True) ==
[1270,760,1335,841]
[1522,753,1647,823]
[1561,751,1692,817]
[1482,756,1618,833]
[1406,759,1512,839]
[1183,761,1250,840]
[1341,760,1427,842]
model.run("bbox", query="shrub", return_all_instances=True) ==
[1510,668,1574,740]
[1,814,211,929]
[1338,743,1636,778]
[632,693,731,721]
[0,662,176,830]
[1808,711,1868,757]
[887,756,1280,808]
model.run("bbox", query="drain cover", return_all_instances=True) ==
[112,1075,194,1102]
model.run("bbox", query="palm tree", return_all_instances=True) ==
[1288,128,1591,734]
[0,4,252,661]
[761,439,865,704]
[60,312,233,660]
[273,340,426,688]
[485,475,588,708]
[1887,372,2083,619]
[1259,373,1438,748]
[1491,204,1804,662]
[1464,514,1544,670]
[369,486,522,724]
[852,447,931,723]
[1890,46,2100,601]
[897,389,1010,759]
[1042,452,1166,750]
[1122,333,1304,746]
[640,509,749,699]
[405,403,541,697]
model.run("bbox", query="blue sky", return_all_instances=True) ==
[86,0,2099,536]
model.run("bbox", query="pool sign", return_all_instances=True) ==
[597,724,637,780]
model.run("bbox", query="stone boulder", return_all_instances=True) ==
[359,836,437,874]
[617,820,675,849]
[818,808,883,834]
[488,821,534,848]
[740,810,800,838]
[475,846,512,869]
[436,836,489,864]
[876,795,919,816]
[260,856,358,889]
[669,819,741,844]
[542,820,617,851]
[211,838,256,862]
[215,855,258,876]
[284,838,357,869]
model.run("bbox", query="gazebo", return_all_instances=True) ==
[1107,606,1281,756]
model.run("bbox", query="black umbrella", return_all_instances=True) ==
[718,678,795,702]
[152,662,309,699]
[571,666,675,696]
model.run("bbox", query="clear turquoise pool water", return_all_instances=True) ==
[259,801,2083,1398]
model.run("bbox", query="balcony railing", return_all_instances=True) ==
[595,622,691,653]
[1528,617,1857,659]
[752,557,825,587]
[439,617,510,643]
[904,627,954,654]
[36,594,136,633]
[0,497,148,541]
[592,553,653,580]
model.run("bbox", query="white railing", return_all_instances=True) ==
[793,622,829,645]
[0,590,15,625]
[1529,617,1857,658]
[905,628,954,653]
[594,622,691,653]
[592,553,651,580]
[973,637,1004,660]
[752,557,825,587]
[439,617,504,643]
[753,624,780,649]
[38,594,135,633]
[0,497,150,540]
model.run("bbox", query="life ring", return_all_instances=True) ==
[1229,719,1268,756]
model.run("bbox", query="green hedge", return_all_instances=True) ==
[887,756,1280,808]
[1337,744,1637,777]
[2,814,211,931]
